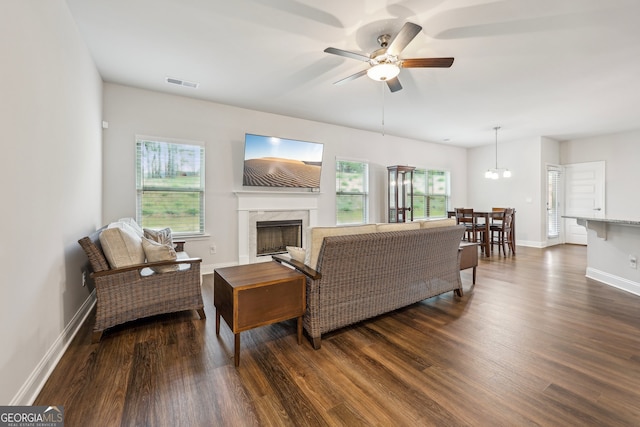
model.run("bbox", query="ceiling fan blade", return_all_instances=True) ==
[386,22,422,56]
[386,77,402,93]
[334,69,368,85]
[324,47,370,62]
[401,57,455,68]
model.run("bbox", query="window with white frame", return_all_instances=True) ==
[413,169,450,219]
[547,166,561,239]
[336,159,369,225]
[136,137,205,235]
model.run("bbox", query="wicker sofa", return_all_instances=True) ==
[78,221,205,343]
[274,220,465,349]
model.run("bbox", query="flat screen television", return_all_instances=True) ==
[243,133,324,189]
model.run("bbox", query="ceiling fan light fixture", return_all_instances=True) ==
[367,63,400,81]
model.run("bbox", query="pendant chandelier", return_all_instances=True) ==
[484,126,511,179]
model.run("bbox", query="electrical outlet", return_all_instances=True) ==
[210,244,217,254]
[629,255,637,269]
[82,271,87,287]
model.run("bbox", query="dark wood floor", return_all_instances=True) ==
[36,245,640,426]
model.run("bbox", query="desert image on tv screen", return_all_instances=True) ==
[243,134,323,188]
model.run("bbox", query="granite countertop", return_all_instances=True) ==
[562,216,640,226]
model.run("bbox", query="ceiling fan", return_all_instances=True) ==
[324,22,454,93]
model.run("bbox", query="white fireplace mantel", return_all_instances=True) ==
[235,191,320,264]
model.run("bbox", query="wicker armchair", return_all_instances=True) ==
[78,228,205,343]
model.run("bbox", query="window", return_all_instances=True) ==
[336,159,369,224]
[413,169,450,219]
[136,137,205,235]
[547,166,561,239]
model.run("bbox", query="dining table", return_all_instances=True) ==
[447,209,516,257]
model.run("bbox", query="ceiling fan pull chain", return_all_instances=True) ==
[381,82,385,136]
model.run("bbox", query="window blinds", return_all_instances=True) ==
[136,138,205,234]
[547,167,561,239]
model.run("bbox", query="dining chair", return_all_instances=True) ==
[491,207,506,224]
[490,208,514,255]
[455,208,485,244]
[489,207,505,246]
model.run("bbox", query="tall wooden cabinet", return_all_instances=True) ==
[387,165,415,223]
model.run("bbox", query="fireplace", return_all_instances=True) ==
[256,220,302,257]
[235,191,319,264]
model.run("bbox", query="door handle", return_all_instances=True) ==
[593,208,602,211]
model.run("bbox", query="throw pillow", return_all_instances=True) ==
[116,217,145,237]
[108,221,144,240]
[421,218,456,229]
[99,227,146,269]
[142,237,179,273]
[144,227,174,247]
[286,246,306,262]
[376,222,421,232]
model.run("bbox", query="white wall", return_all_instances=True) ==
[585,225,640,297]
[560,129,640,218]
[1,1,103,404]
[102,83,468,267]
[466,136,545,246]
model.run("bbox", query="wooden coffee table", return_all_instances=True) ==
[213,261,306,367]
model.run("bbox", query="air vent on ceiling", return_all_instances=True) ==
[165,77,199,89]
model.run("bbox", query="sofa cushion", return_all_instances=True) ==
[141,237,179,273]
[107,219,144,239]
[307,224,377,269]
[376,222,421,232]
[116,217,145,237]
[420,218,456,229]
[99,227,146,269]
[144,227,173,247]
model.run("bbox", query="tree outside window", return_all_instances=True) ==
[336,160,368,225]
[136,138,205,235]
[413,169,450,219]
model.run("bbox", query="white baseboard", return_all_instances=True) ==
[516,240,545,248]
[201,263,215,275]
[11,291,96,405]
[201,262,239,275]
[586,267,640,297]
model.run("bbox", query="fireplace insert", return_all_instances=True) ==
[256,219,303,257]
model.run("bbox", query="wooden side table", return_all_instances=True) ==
[459,242,479,284]
[213,261,306,367]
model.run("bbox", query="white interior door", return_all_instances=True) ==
[564,161,605,245]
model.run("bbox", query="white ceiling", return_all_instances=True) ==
[66,0,640,147]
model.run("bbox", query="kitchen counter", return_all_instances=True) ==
[563,215,640,296]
